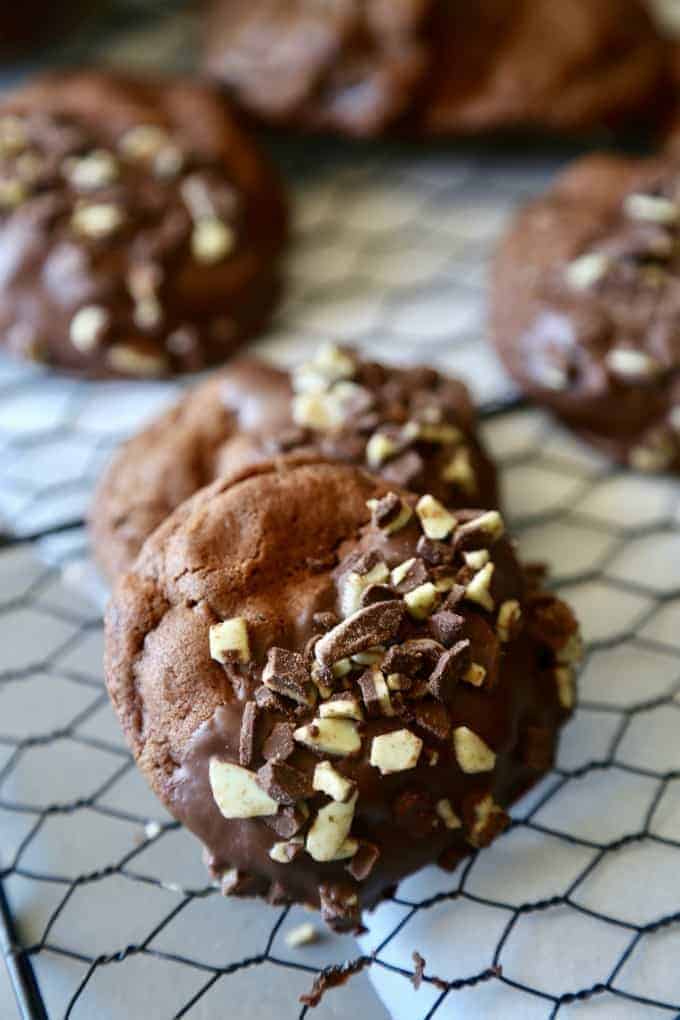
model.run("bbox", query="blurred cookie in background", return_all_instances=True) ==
[492,152,680,474]
[202,0,434,138]
[90,345,501,580]
[202,0,668,139]
[419,0,668,137]
[0,70,288,377]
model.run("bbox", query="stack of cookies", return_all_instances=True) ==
[2,0,679,937]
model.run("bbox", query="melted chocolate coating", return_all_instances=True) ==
[105,459,579,930]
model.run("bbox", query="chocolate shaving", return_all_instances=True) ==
[238,701,260,767]
[257,761,312,805]
[347,841,380,882]
[300,957,371,1008]
[262,721,295,762]
[440,585,466,611]
[315,600,405,667]
[412,951,426,990]
[428,640,471,703]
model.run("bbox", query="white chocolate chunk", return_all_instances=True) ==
[412,422,462,445]
[441,446,476,494]
[497,599,522,643]
[463,663,487,687]
[106,345,167,377]
[192,217,235,264]
[366,432,398,468]
[69,305,109,352]
[453,727,496,774]
[209,759,278,818]
[366,497,413,535]
[285,922,318,948]
[624,192,678,224]
[119,123,169,159]
[269,837,304,863]
[555,666,576,709]
[331,838,359,860]
[72,202,124,238]
[391,558,416,587]
[436,798,462,830]
[306,792,357,862]
[459,510,505,543]
[565,252,610,290]
[209,617,251,664]
[464,549,489,570]
[319,695,364,721]
[67,149,118,191]
[370,729,423,775]
[340,562,389,617]
[605,347,661,379]
[313,761,355,802]
[465,562,495,612]
[404,582,439,620]
[416,494,456,540]
[294,343,356,393]
[294,718,361,756]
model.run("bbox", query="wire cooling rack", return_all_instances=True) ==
[2,2,680,1018]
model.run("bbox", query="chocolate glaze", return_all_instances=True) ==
[105,459,579,930]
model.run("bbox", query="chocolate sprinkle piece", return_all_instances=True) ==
[264,804,308,839]
[262,721,295,762]
[238,700,259,767]
[257,761,312,804]
[416,535,454,566]
[370,491,404,530]
[347,841,381,882]
[262,647,315,705]
[318,882,362,933]
[383,638,444,678]
[300,957,370,1008]
[429,609,465,647]
[315,600,406,666]
[428,639,471,703]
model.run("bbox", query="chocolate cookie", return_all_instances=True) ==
[420,0,667,137]
[105,457,581,929]
[0,71,287,376]
[90,345,500,579]
[492,153,680,473]
[202,0,666,139]
[202,0,434,138]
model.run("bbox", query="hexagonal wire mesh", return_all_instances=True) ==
[2,5,680,1019]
